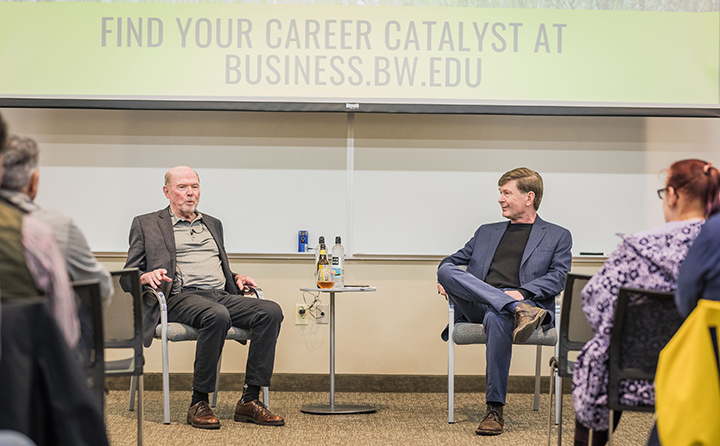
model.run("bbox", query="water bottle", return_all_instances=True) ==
[331,236,345,288]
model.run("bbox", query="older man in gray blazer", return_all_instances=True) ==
[124,166,284,429]
[437,167,572,436]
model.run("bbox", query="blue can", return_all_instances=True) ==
[298,230,308,252]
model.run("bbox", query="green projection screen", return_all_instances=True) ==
[0,0,718,115]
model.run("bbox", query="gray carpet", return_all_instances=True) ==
[106,390,654,445]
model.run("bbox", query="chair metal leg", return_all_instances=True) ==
[555,367,562,424]
[162,335,170,424]
[211,354,222,407]
[608,410,614,446]
[588,428,594,446]
[137,375,144,446]
[557,378,563,446]
[262,386,270,409]
[546,360,564,446]
[448,301,455,424]
[554,340,562,424]
[547,364,556,446]
[533,345,542,411]
[128,375,137,411]
[161,316,170,424]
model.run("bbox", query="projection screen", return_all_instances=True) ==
[0,0,718,115]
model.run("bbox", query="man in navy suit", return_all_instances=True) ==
[124,166,284,429]
[437,167,572,436]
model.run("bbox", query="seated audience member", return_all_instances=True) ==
[437,167,572,436]
[124,165,284,429]
[572,159,720,446]
[0,114,108,445]
[0,134,113,305]
[0,120,79,348]
[1,134,113,369]
[676,191,720,317]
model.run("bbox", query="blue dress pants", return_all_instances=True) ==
[438,263,520,406]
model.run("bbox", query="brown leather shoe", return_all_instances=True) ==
[512,302,547,343]
[476,404,504,435]
[234,399,285,426]
[187,401,220,429]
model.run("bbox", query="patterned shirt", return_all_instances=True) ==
[572,219,703,431]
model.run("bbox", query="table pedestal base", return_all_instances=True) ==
[301,404,377,415]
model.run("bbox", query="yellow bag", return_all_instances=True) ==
[655,299,720,446]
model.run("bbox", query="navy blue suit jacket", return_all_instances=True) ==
[440,215,572,327]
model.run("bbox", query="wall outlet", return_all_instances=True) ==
[316,304,329,324]
[295,304,309,325]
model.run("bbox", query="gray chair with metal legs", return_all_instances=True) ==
[128,286,270,425]
[104,268,145,446]
[447,297,558,423]
[546,273,594,446]
[604,287,683,446]
[72,279,105,415]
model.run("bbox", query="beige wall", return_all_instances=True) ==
[3,107,719,378]
[97,255,604,377]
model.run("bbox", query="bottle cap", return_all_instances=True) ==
[335,236,342,244]
[319,236,325,243]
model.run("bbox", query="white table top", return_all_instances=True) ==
[300,286,376,292]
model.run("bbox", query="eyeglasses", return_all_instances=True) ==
[657,187,669,199]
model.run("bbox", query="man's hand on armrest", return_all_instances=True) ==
[141,268,172,289]
[235,274,258,294]
[437,283,448,300]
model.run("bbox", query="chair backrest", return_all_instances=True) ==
[72,279,105,411]
[557,273,594,377]
[608,287,684,412]
[103,268,143,376]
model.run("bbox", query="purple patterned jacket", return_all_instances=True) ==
[571,219,703,431]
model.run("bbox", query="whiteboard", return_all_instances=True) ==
[6,108,719,257]
[37,166,348,254]
[353,170,662,257]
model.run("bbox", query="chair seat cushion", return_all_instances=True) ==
[453,322,557,346]
[155,322,252,342]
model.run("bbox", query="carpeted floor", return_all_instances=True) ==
[106,390,654,446]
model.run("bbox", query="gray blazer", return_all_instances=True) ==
[439,215,573,327]
[124,206,240,346]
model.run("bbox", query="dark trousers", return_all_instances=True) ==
[574,412,623,446]
[166,289,283,394]
[438,263,530,405]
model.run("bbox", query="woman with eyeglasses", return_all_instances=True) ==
[571,159,720,446]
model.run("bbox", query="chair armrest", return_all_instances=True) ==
[245,286,264,300]
[144,288,168,339]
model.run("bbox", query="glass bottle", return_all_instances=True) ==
[317,248,333,289]
[314,236,325,279]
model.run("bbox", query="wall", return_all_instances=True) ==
[98,255,603,377]
[3,107,719,377]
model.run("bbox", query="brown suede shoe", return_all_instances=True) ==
[234,400,285,426]
[187,401,220,429]
[512,302,548,343]
[476,404,504,436]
